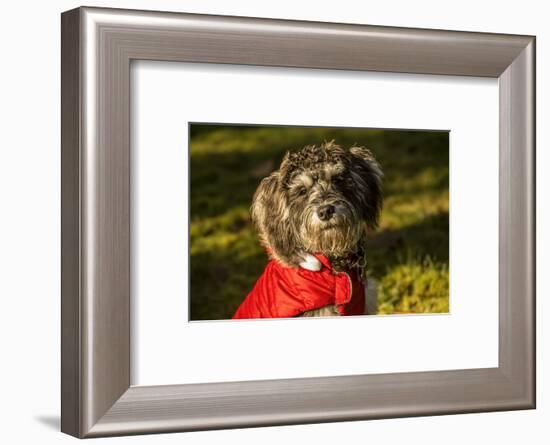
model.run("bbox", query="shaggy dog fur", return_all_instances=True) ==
[250,141,383,316]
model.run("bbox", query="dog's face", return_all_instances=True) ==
[251,142,383,266]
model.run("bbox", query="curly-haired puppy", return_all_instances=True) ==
[233,141,383,319]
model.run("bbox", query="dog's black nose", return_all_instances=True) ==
[317,204,335,221]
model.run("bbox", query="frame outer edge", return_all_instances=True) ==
[81,6,133,435]
[521,38,536,407]
[498,38,536,407]
[531,38,537,409]
[61,7,83,438]
[522,39,536,408]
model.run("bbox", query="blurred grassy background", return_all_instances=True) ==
[190,124,449,320]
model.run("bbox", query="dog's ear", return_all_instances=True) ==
[250,170,301,267]
[348,146,383,230]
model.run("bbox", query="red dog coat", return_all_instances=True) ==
[233,254,366,319]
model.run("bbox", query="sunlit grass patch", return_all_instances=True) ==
[190,210,261,261]
[378,257,449,314]
[381,191,449,230]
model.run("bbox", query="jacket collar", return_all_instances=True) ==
[265,248,337,272]
[313,253,333,270]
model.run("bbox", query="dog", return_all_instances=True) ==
[232,141,383,319]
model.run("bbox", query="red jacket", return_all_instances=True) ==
[233,254,366,319]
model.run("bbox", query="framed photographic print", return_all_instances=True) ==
[61,6,535,438]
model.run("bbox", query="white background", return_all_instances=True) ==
[132,61,498,385]
[0,1,547,444]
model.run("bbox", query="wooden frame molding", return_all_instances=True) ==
[61,6,535,438]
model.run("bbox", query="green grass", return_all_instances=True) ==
[378,257,449,314]
[190,124,449,320]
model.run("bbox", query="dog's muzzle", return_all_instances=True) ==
[314,202,350,225]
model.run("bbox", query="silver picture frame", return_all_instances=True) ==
[61,6,535,438]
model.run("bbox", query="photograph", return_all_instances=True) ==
[189,124,450,320]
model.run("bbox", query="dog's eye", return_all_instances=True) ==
[334,176,352,187]
[297,187,307,196]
